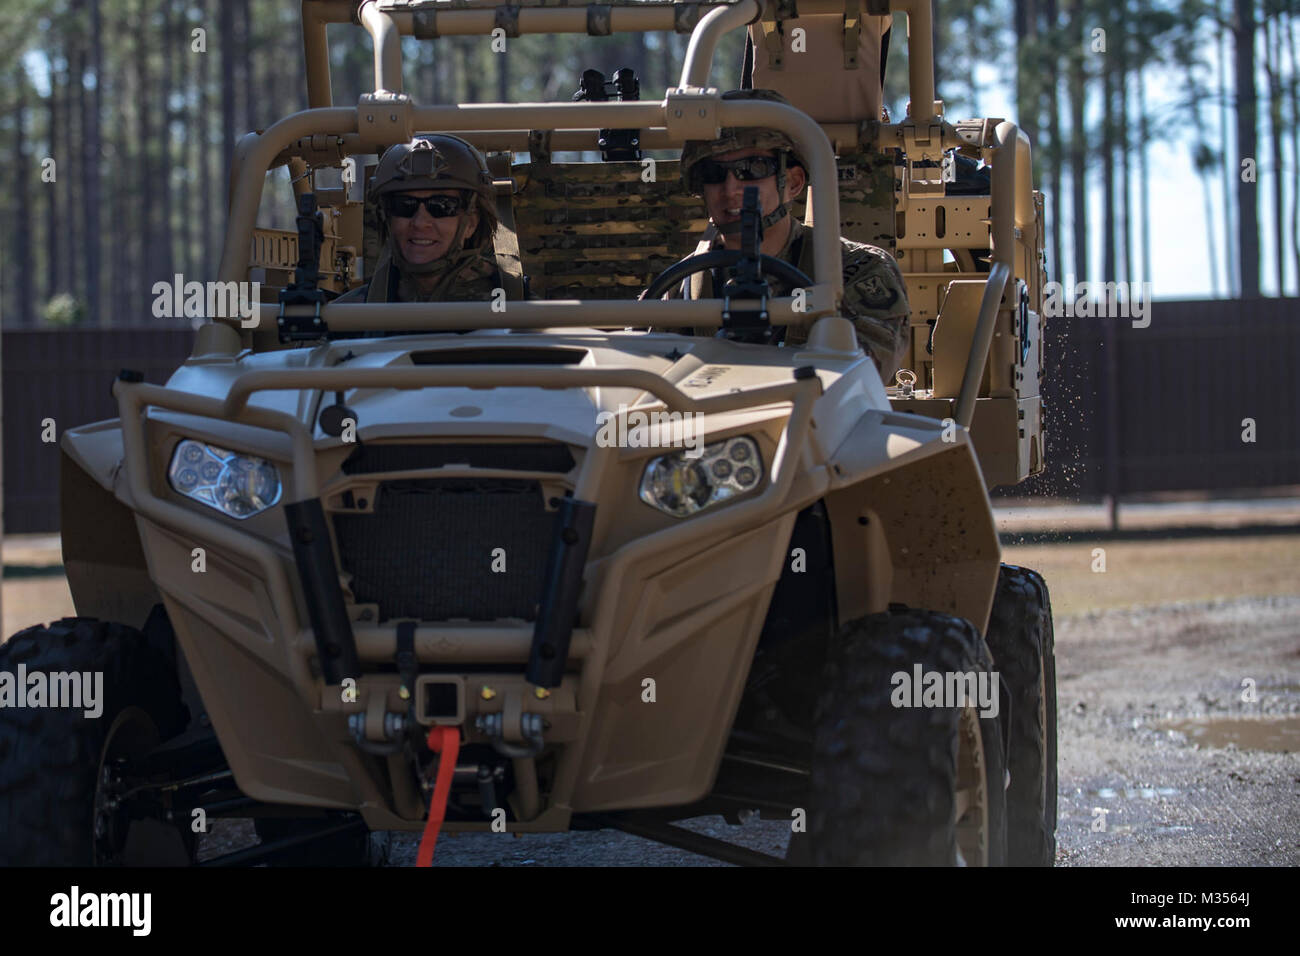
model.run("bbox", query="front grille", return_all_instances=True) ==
[342,442,575,475]
[333,478,554,622]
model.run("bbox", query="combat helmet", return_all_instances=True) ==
[369,134,499,272]
[680,89,808,233]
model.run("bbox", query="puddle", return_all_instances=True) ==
[1159,716,1300,753]
[1093,787,1179,800]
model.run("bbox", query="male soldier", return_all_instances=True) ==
[673,89,910,381]
[338,134,524,304]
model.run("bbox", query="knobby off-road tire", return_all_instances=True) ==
[984,564,1058,866]
[805,608,1007,866]
[0,618,190,866]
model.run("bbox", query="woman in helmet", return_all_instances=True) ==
[339,134,522,304]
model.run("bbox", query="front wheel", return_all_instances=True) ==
[804,608,1007,866]
[0,618,191,865]
[985,564,1058,865]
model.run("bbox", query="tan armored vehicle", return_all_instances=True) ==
[1,0,1056,866]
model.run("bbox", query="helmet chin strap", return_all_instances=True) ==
[716,203,787,235]
[714,151,792,236]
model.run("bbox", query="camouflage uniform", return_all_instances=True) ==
[337,246,506,304]
[676,219,910,379]
[672,89,910,380]
[337,133,523,307]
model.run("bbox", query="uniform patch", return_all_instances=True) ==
[856,273,898,309]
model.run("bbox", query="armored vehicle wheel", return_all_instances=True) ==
[805,608,1007,866]
[254,815,392,866]
[984,564,1058,866]
[0,618,191,865]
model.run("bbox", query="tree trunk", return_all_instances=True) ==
[1200,165,1219,297]
[1218,0,1237,294]
[240,0,254,134]
[628,29,649,94]
[183,0,197,280]
[1015,0,1039,149]
[1068,0,1087,282]
[134,0,153,305]
[1262,14,1285,295]
[497,36,509,101]
[1045,0,1063,281]
[160,0,175,285]
[108,7,128,315]
[343,41,365,102]
[428,29,441,104]
[221,0,236,172]
[71,32,86,311]
[198,0,214,274]
[1287,11,1300,293]
[1102,59,1116,284]
[1137,57,1154,293]
[87,0,103,325]
[663,28,675,93]
[464,38,481,103]
[13,68,34,326]
[59,34,76,298]
[1117,3,1131,285]
[258,1,274,126]
[45,38,61,303]
[1233,0,1259,298]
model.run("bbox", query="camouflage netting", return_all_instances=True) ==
[511,160,708,300]
[793,149,897,253]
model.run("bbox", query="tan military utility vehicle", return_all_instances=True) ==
[0,0,1056,866]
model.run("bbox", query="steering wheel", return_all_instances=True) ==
[641,249,814,304]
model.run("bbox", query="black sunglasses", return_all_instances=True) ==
[383,192,469,219]
[697,155,782,186]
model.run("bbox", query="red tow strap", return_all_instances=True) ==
[416,725,460,867]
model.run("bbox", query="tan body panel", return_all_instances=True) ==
[59,444,161,632]
[80,323,997,825]
[827,439,1001,633]
[570,514,796,810]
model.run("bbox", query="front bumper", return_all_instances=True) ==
[113,363,821,829]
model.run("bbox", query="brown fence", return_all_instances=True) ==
[3,299,1298,533]
[1004,297,1300,499]
[3,330,193,533]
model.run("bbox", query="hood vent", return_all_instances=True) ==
[410,348,587,366]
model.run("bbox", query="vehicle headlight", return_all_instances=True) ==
[638,436,763,518]
[168,439,282,519]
